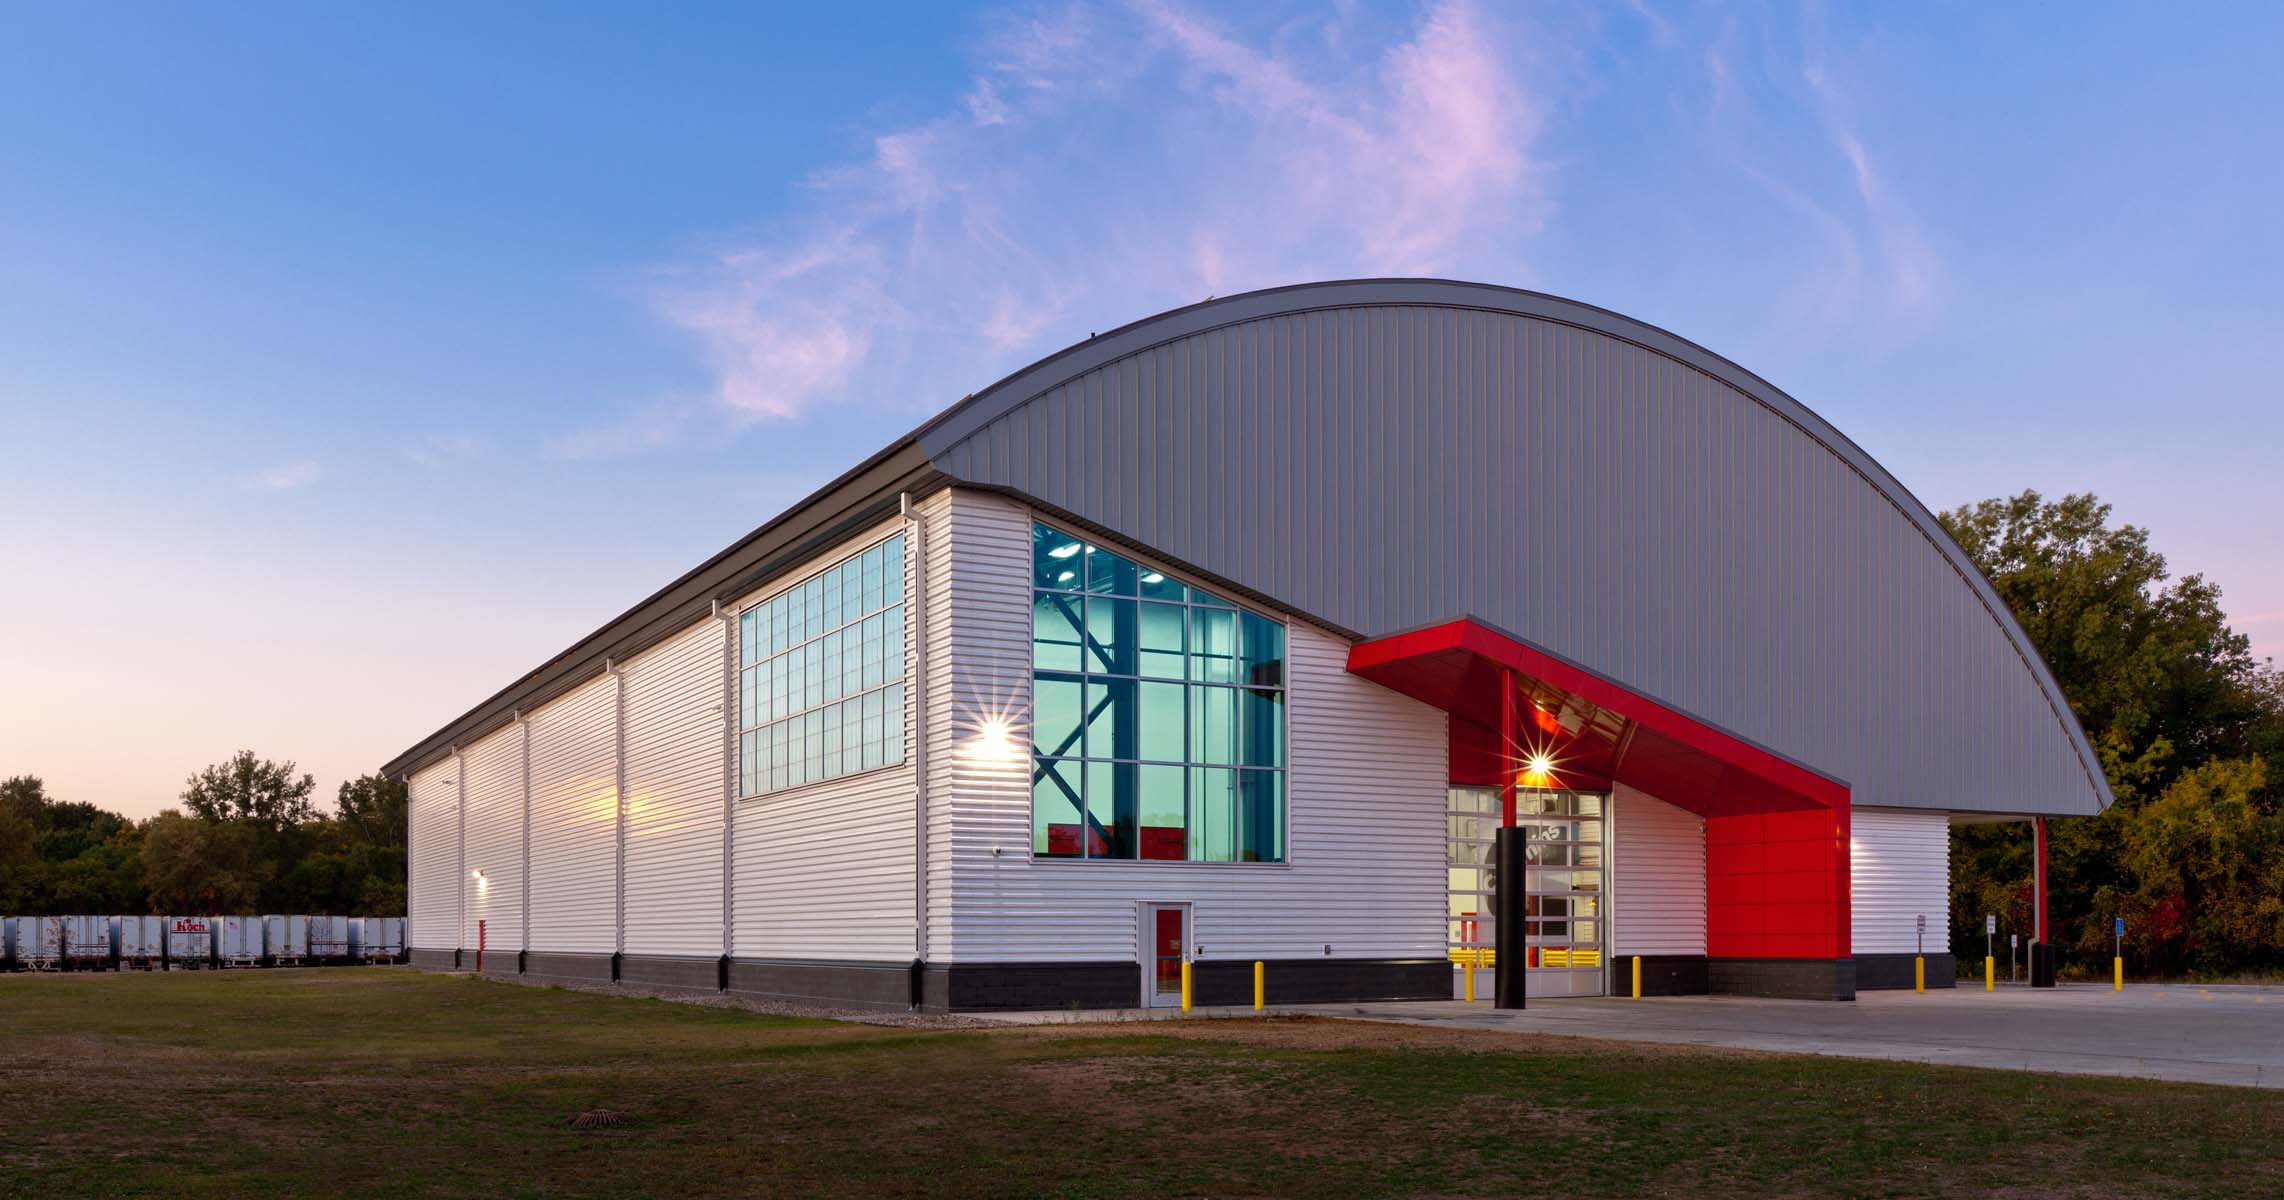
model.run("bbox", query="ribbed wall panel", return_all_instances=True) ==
[623,618,728,960]
[459,723,525,953]
[1611,784,1706,956]
[1851,807,1951,954]
[934,491,1448,966]
[526,674,619,954]
[921,490,962,961]
[407,759,459,951]
[922,285,2105,818]
[732,514,917,963]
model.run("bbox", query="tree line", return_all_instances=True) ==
[0,756,406,916]
[1944,492,2284,978]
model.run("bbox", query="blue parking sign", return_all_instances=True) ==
[2114,917,2125,936]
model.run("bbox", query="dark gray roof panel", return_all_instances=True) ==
[919,280,2109,817]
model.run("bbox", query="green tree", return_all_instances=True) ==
[180,751,317,831]
[141,811,265,914]
[1942,491,2284,972]
[2101,758,2284,976]
[335,773,409,851]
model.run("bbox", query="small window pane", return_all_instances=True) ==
[1239,611,1284,688]
[1138,601,1185,679]
[1190,685,1236,765]
[1085,544,1137,595]
[1237,688,1282,768]
[1139,681,1185,762]
[882,535,905,607]
[1190,767,1235,862]
[860,545,883,613]
[1033,593,1083,671]
[1034,759,1083,856]
[1034,674,1084,759]
[1138,567,1183,602]
[1236,770,1283,863]
[1084,596,1137,675]
[1033,524,1085,589]
[1086,760,1137,859]
[1190,607,1237,683]
[1085,678,1137,761]
[883,605,905,682]
[1138,764,1185,860]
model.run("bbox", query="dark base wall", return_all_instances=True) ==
[1709,957,1856,1001]
[1606,954,1710,997]
[732,960,918,1011]
[1189,958,1451,1007]
[1855,953,1956,990]
[408,948,459,971]
[521,952,614,984]
[622,955,724,993]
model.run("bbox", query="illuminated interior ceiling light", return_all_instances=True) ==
[1047,541,1082,559]
[1140,571,1164,585]
[1527,753,1554,777]
[1056,570,1076,584]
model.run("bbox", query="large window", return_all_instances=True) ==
[1030,521,1286,862]
[738,534,905,796]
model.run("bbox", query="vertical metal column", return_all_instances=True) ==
[610,659,627,976]
[518,713,531,963]
[903,492,931,980]
[2033,816,2049,944]
[1494,824,1526,1009]
[718,605,738,980]
[454,749,467,962]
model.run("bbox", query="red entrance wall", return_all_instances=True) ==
[1706,806,1851,959]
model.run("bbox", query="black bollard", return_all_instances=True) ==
[1494,825,1526,1009]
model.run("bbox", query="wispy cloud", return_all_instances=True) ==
[1801,55,1941,319]
[543,399,704,461]
[404,435,480,467]
[247,460,320,491]
[641,0,1550,428]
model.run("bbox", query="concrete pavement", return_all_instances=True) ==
[1294,983,2284,1089]
[970,983,2284,1089]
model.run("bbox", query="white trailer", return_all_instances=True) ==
[308,915,351,962]
[166,917,214,969]
[31,916,110,969]
[263,915,311,965]
[358,916,405,963]
[217,916,262,966]
[112,916,165,969]
[2,917,15,969]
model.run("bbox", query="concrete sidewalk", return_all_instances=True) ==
[972,983,2284,1089]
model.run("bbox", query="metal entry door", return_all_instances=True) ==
[1144,905,1187,1007]
[1448,787,1606,997]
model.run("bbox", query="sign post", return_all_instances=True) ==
[1914,914,1927,993]
[1985,914,1997,991]
[2113,917,2125,991]
[2010,932,2018,983]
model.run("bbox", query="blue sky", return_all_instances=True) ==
[4,2,2279,818]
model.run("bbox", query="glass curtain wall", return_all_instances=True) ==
[1030,521,1287,862]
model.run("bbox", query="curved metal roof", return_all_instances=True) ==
[388,278,2108,818]
[918,279,2109,817]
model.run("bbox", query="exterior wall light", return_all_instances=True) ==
[971,718,1019,763]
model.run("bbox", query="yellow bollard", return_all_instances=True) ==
[1180,960,1192,1013]
[1985,955,1995,992]
[2115,956,2123,991]
[1253,960,1265,1011]
[1632,955,1643,999]
[1463,956,1475,1003]
[1915,956,1925,993]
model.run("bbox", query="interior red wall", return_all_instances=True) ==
[1705,806,1851,959]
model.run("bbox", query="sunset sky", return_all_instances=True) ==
[4,2,2278,819]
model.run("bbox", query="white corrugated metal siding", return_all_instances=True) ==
[408,759,460,951]
[1610,784,1706,956]
[623,617,729,960]
[1851,807,1951,954]
[732,514,917,963]
[459,722,524,954]
[526,673,620,954]
[933,490,1449,965]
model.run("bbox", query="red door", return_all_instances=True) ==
[1149,907,1185,1005]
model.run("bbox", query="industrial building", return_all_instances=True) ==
[386,279,2109,1010]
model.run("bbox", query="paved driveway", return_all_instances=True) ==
[1293,983,2284,1089]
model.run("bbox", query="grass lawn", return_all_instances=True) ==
[2,969,2279,1198]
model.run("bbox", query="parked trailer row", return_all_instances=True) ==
[1,916,407,971]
